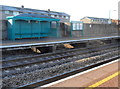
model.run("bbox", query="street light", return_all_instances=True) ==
[108,10,117,24]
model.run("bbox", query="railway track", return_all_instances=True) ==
[2,43,120,88]
[18,56,120,89]
[2,46,119,78]
[2,43,118,62]
[2,43,119,69]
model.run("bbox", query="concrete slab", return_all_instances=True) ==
[44,61,119,88]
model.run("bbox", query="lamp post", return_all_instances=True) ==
[108,10,116,24]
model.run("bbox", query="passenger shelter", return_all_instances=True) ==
[7,13,60,40]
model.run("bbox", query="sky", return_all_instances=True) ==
[0,0,119,21]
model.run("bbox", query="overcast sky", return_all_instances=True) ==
[0,0,119,20]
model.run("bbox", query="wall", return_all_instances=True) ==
[0,10,10,40]
[71,23,118,38]
[1,18,119,40]
[59,22,71,37]
[0,20,8,40]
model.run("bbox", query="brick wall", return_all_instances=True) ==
[71,23,118,38]
[0,19,8,40]
[0,11,9,40]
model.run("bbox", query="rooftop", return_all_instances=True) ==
[82,16,110,20]
[0,5,70,16]
[7,13,60,21]
[15,13,55,18]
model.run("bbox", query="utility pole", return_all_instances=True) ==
[108,10,117,24]
[108,10,111,24]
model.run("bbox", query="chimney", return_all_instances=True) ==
[48,9,50,11]
[21,5,24,8]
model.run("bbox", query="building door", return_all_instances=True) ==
[60,23,70,37]
[60,23,66,37]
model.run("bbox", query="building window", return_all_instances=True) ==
[54,15,57,17]
[13,11,19,16]
[28,12,32,14]
[9,11,13,14]
[57,15,59,18]
[73,23,76,30]
[48,14,51,16]
[76,23,80,30]
[41,13,44,15]
[4,11,9,14]
[59,15,62,18]
[51,15,54,17]
[72,23,83,30]
[62,16,64,18]
[79,23,83,30]
[66,16,69,19]
[19,12,23,14]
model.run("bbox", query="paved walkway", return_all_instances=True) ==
[39,60,119,89]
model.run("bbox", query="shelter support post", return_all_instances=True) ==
[56,21,60,37]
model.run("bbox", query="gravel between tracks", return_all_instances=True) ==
[2,49,119,87]
[2,47,118,78]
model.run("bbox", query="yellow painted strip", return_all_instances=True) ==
[85,71,120,89]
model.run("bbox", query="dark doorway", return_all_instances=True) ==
[60,23,69,37]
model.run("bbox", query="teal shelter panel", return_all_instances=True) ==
[31,21,41,37]
[49,22,60,37]
[50,28,57,37]
[7,24,11,39]
[20,20,31,38]
[14,20,21,38]
[7,13,60,40]
[40,21,50,37]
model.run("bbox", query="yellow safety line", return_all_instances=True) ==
[85,71,120,89]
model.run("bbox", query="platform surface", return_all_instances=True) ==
[98,75,118,87]
[39,60,119,89]
[1,37,102,46]
[1,36,119,48]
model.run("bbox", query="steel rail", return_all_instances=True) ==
[2,46,119,78]
[2,43,117,63]
[2,44,119,70]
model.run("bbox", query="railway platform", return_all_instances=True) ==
[39,59,119,88]
[1,36,119,51]
[2,36,119,88]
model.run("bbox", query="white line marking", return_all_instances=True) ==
[40,59,119,88]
